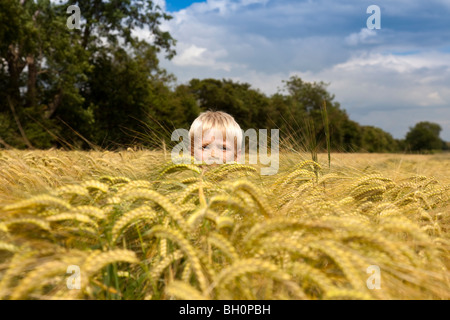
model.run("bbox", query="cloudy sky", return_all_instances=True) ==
[149,0,450,141]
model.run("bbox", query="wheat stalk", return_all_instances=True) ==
[145,225,209,294]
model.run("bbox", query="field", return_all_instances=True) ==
[0,149,449,300]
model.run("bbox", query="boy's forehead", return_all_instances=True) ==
[194,128,236,145]
[202,128,224,139]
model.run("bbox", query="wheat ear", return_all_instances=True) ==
[122,189,188,230]
[111,205,159,242]
[165,280,210,300]
[146,225,209,294]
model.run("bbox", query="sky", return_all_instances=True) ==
[147,0,450,141]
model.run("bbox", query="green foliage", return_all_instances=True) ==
[361,126,398,153]
[0,0,176,149]
[405,121,443,153]
[187,78,270,130]
[443,141,450,151]
[280,76,364,152]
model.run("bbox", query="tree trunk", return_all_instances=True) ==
[6,44,34,148]
[45,90,63,119]
[82,23,91,50]
[7,95,33,149]
[6,44,25,106]
[0,136,13,149]
[26,54,37,109]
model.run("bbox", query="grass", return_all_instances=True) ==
[0,148,449,300]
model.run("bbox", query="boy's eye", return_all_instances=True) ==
[201,145,228,151]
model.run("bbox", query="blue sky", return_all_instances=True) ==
[164,0,199,12]
[149,0,450,141]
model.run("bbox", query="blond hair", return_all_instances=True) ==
[189,111,243,156]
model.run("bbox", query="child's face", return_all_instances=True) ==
[192,128,240,164]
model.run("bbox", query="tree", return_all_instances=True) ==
[0,0,175,149]
[443,140,450,151]
[187,78,270,130]
[361,126,398,153]
[405,121,443,152]
[280,76,363,152]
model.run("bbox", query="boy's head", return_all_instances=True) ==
[189,111,242,164]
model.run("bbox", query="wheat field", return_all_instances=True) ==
[0,148,448,300]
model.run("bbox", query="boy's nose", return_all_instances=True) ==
[209,147,222,159]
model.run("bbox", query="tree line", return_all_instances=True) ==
[0,0,447,153]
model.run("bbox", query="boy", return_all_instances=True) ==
[189,110,243,164]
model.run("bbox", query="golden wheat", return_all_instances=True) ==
[165,280,210,300]
[0,150,448,300]
[111,205,159,242]
[146,225,209,294]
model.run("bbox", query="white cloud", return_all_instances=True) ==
[155,0,450,140]
[173,44,207,65]
[345,28,379,46]
[172,44,233,71]
[318,52,450,109]
[228,70,287,94]
[287,51,450,139]
[153,0,166,11]
[189,0,269,14]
